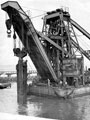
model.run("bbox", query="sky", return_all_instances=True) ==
[0,0,90,71]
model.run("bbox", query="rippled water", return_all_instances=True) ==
[0,82,90,120]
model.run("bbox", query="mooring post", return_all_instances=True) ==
[16,58,27,104]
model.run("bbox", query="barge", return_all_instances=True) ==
[27,83,90,99]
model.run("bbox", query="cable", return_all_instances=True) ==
[76,33,90,50]
[22,5,47,12]
[72,31,90,50]
[31,13,46,19]
[78,40,89,50]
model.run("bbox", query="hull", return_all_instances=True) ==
[0,83,11,89]
[27,84,90,99]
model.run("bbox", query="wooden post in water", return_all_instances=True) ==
[16,59,27,104]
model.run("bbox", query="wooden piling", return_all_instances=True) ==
[16,59,27,104]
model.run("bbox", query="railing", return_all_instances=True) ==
[0,70,37,76]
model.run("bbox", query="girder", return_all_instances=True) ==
[71,19,90,39]
[71,38,90,60]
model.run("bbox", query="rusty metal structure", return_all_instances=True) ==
[1,1,90,86]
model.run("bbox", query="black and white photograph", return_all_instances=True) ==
[0,0,90,120]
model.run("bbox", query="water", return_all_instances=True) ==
[0,82,90,120]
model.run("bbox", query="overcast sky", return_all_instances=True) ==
[0,0,90,70]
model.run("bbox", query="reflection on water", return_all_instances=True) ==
[0,82,90,120]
